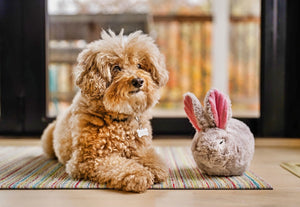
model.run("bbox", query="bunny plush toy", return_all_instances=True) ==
[184,89,255,176]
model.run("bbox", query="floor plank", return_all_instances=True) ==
[0,137,299,207]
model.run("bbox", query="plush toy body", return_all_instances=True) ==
[184,89,255,176]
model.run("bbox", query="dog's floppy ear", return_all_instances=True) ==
[74,46,111,98]
[149,53,169,87]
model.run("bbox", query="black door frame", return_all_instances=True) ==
[0,0,26,133]
[260,0,286,137]
[0,0,48,134]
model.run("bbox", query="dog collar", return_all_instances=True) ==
[112,117,128,122]
[107,113,129,123]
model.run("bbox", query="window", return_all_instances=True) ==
[1,0,298,137]
[47,0,261,120]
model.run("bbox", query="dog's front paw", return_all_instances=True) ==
[151,166,168,183]
[122,169,154,193]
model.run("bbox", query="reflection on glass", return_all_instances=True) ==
[47,0,260,118]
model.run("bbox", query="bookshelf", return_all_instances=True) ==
[153,14,260,118]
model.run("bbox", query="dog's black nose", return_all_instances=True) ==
[132,78,144,88]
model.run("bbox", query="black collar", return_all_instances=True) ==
[111,117,128,122]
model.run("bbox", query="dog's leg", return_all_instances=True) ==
[66,153,154,193]
[133,147,168,183]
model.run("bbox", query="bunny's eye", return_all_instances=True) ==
[219,140,224,145]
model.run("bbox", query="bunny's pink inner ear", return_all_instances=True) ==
[184,95,201,131]
[208,90,229,129]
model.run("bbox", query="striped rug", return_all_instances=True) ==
[0,146,272,190]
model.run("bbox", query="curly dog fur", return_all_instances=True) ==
[41,30,169,192]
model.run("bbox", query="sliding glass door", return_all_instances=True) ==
[46,0,261,121]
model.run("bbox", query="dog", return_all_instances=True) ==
[41,30,169,192]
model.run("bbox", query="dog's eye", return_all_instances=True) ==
[137,64,143,69]
[113,65,121,71]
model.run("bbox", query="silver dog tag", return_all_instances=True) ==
[137,128,149,138]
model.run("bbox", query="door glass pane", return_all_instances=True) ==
[47,0,260,118]
[229,0,260,117]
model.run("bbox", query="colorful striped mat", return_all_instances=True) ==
[0,146,272,190]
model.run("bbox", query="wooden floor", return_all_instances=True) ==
[0,136,300,207]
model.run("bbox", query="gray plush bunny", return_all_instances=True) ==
[184,89,255,176]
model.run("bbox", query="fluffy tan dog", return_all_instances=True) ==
[41,30,169,192]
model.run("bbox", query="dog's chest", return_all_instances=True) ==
[94,119,152,157]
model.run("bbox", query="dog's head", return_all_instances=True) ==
[74,30,168,114]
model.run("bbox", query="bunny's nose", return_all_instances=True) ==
[132,78,144,88]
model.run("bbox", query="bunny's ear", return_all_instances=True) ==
[204,89,232,129]
[184,92,203,131]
